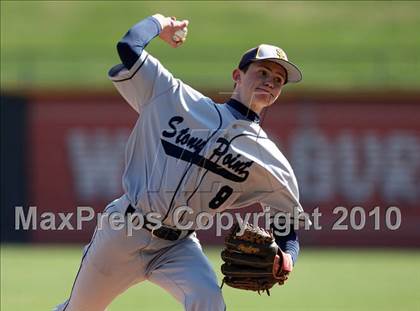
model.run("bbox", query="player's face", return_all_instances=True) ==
[233,61,287,114]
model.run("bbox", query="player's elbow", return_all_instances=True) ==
[117,41,138,70]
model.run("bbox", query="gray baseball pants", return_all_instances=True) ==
[53,195,225,311]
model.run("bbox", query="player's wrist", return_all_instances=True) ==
[152,14,172,31]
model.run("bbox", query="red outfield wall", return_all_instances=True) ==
[24,91,420,246]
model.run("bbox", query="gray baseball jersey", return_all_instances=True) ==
[109,50,305,228]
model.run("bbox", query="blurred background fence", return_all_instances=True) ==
[2,90,419,247]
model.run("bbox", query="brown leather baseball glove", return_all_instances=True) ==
[220,222,293,295]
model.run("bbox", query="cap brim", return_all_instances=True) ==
[253,58,302,83]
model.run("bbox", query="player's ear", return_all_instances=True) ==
[232,68,241,84]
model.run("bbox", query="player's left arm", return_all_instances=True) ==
[258,182,304,285]
[253,146,305,284]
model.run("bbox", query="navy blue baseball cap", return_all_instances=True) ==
[238,44,302,83]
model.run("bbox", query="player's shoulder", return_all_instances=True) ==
[225,120,275,151]
[179,80,215,104]
[225,120,295,178]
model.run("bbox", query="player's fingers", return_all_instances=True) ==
[174,38,186,47]
[175,20,189,29]
[169,37,184,48]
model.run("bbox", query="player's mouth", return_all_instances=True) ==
[255,87,274,98]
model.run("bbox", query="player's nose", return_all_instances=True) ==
[263,78,274,88]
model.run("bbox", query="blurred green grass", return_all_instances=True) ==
[1,245,420,311]
[1,1,420,91]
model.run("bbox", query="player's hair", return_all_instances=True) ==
[233,63,251,89]
[240,63,251,73]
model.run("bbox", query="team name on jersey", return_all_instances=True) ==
[162,116,206,152]
[161,116,253,182]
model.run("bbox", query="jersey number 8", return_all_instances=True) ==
[209,185,233,210]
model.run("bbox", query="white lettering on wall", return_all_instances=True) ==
[336,132,382,203]
[65,127,419,204]
[382,132,419,203]
[290,130,419,204]
[67,128,129,200]
[290,129,334,203]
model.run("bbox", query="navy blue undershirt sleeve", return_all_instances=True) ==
[272,225,300,265]
[117,16,162,70]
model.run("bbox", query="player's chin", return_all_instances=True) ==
[254,94,275,106]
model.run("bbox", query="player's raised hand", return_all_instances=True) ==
[153,14,189,48]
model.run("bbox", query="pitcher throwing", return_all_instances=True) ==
[54,13,308,311]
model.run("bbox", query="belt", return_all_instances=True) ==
[125,205,194,241]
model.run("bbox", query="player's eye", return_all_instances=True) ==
[274,77,283,84]
[259,69,268,77]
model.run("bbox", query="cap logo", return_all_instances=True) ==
[276,48,287,60]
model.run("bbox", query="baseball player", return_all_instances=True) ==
[54,13,307,311]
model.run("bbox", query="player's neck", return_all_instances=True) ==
[231,94,262,116]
